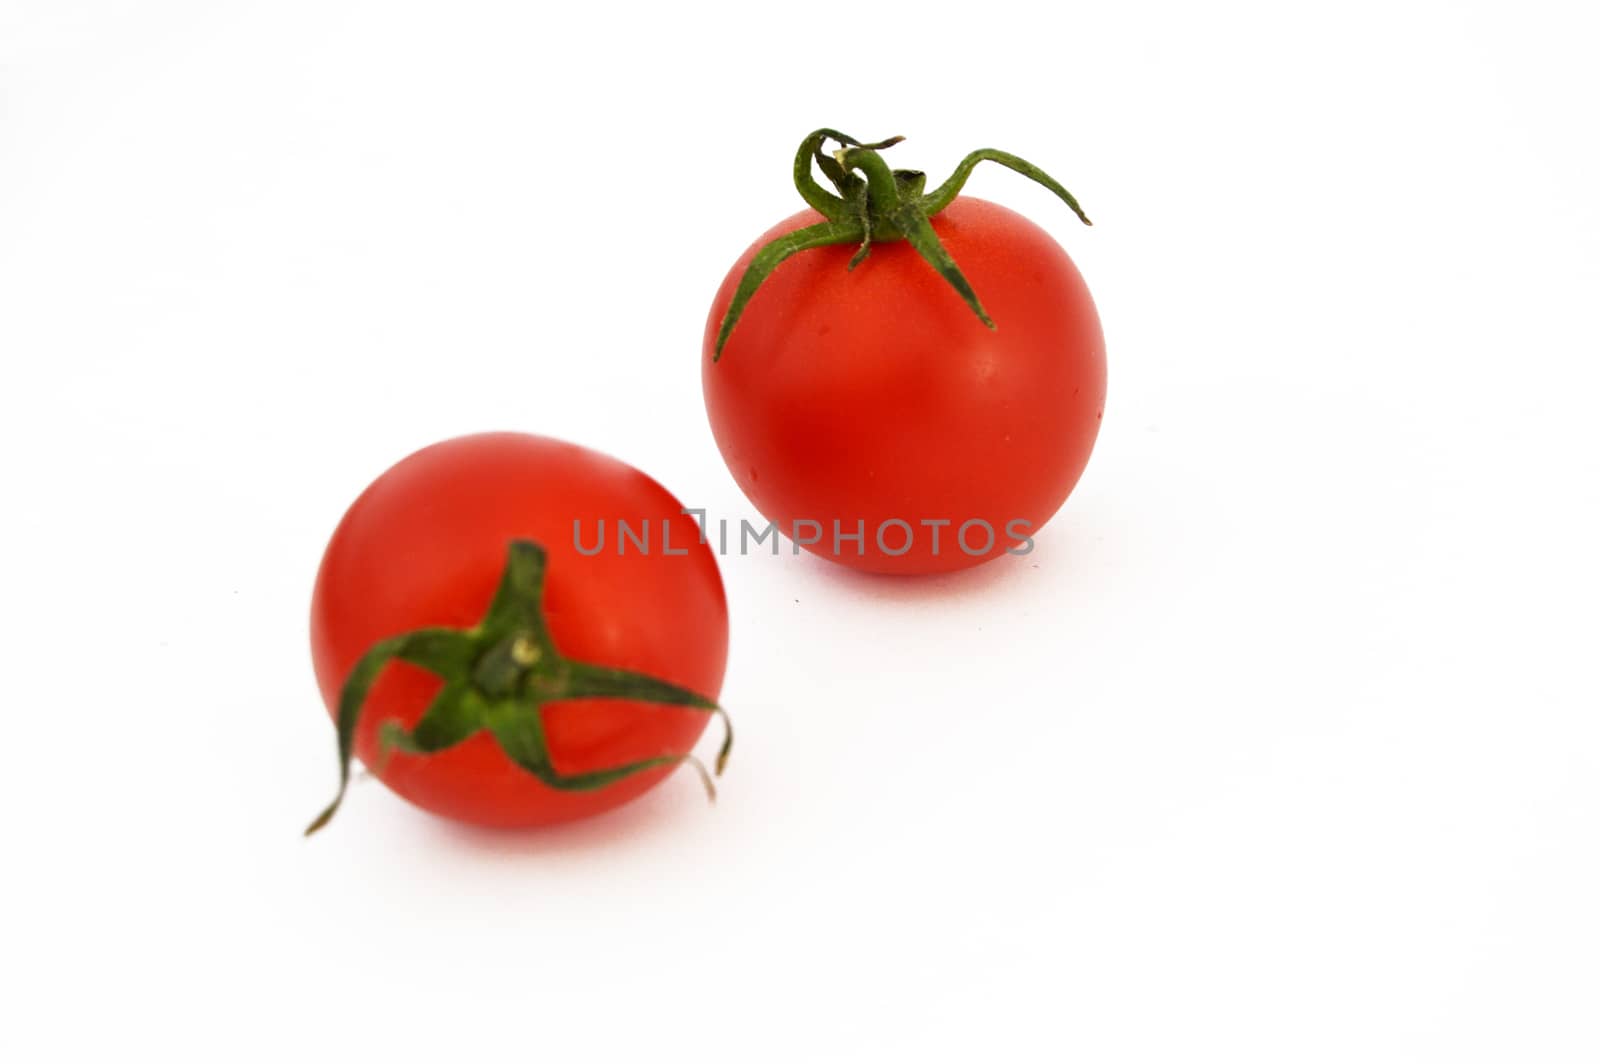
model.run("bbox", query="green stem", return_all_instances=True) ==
[712,218,863,360]
[305,540,732,836]
[473,633,537,698]
[921,147,1092,225]
[836,145,904,222]
[712,128,1093,358]
[794,130,852,219]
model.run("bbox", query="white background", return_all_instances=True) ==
[3,2,1596,1060]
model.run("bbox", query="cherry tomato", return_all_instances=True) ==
[308,433,729,830]
[703,196,1105,575]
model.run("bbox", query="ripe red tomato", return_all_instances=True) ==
[308,433,729,830]
[703,195,1105,575]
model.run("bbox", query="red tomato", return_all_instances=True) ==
[703,196,1105,575]
[309,433,729,829]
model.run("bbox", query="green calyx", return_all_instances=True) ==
[712,128,1093,359]
[305,540,732,836]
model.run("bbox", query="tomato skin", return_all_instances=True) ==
[703,196,1105,575]
[309,433,728,828]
